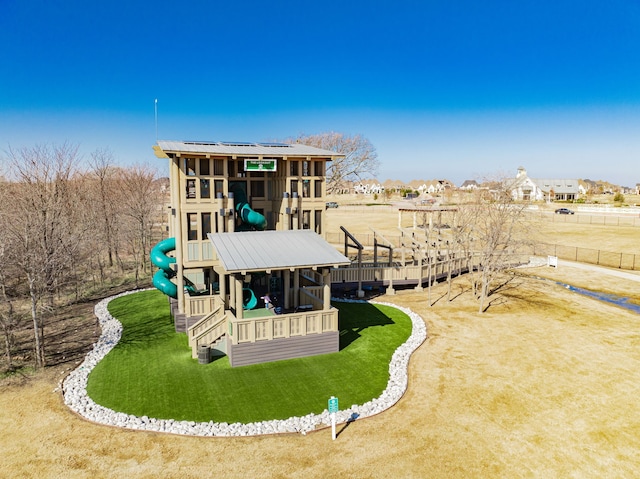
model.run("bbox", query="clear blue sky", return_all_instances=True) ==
[2,0,639,186]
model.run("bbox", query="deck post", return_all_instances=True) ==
[235,275,243,319]
[323,269,331,310]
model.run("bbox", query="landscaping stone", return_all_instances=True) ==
[62,290,427,437]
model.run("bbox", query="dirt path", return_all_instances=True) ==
[557,259,640,281]
[2,264,640,478]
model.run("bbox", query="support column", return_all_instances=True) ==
[219,272,227,309]
[293,269,300,308]
[387,273,395,295]
[170,156,186,315]
[235,274,243,319]
[216,192,225,233]
[282,192,290,231]
[229,273,236,314]
[283,269,291,309]
[227,192,235,232]
[292,192,299,230]
[322,269,331,310]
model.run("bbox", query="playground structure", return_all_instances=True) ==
[149,141,512,367]
[151,140,350,367]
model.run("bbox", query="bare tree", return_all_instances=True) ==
[117,165,161,286]
[471,181,531,313]
[89,148,119,269]
[4,143,83,367]
[443,205,478,301]
[286,132,379,193]
[0,205,22,370]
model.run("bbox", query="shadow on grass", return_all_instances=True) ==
[338,302,395,350]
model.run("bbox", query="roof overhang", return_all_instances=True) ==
[153,140,344,160]
[208,230,350,274]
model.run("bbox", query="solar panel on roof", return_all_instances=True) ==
[220,141,255,146]
[257,142,290,147]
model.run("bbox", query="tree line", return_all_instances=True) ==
[0,144,164,370]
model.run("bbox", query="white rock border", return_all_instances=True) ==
[62,290,427,436]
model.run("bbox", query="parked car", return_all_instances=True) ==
[554,207,575,215]
[325,201,339,209]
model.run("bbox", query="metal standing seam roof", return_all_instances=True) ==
[207,230,351,273]
[156,140,344,159]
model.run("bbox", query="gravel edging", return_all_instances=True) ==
[62,291,427,437]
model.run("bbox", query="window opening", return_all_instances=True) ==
[201,212,211,239]
[185,158,196,176]
[200,179,210,199]
[200,158,210,176]
[214,159,224,175]
[187,213,198,240]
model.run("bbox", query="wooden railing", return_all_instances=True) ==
[330,257,478,286]
[300,285,323,310]
[187,299,227,358]
[186,294,220,317]
[228,307,339,345]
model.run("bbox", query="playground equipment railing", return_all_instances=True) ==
[330,259,453,286]
[186,294,220,317]
[299,285,324,310]
[188,299,227,358]
[228,307,339,344]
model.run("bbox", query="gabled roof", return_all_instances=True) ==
[460,180,479,188]
[155,140,343,159]
[533,179,580,194]
[208,230,350,273]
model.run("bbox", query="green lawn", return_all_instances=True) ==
[86,290,412,423]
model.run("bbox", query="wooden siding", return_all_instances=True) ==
[228,331,339,367]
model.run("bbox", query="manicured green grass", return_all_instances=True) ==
[86,290,412,423]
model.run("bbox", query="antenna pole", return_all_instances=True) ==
[154,98,158,142]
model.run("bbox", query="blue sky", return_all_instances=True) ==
[1,0,639,186]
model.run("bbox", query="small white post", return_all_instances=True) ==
[331,412,336,440]
[328,395,339,441]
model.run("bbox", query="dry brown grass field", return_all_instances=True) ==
[2,201,640,478]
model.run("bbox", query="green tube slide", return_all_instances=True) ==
[151,237,258,307]
[243,288,258,310]
[151,237,178,298]
[230,183,267,230]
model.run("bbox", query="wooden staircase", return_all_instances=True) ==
[187,301,228,358]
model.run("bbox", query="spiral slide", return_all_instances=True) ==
[151,237,178,298]
[150,237,258,310]
[230,183,267,230]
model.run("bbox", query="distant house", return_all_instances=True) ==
[510,167,579,202]
[354,179,384,195]
[580,179,596,194]
[636,183,640,195]
[511,167,544,201]
[418,179,453,194]
[459,180,479,190]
